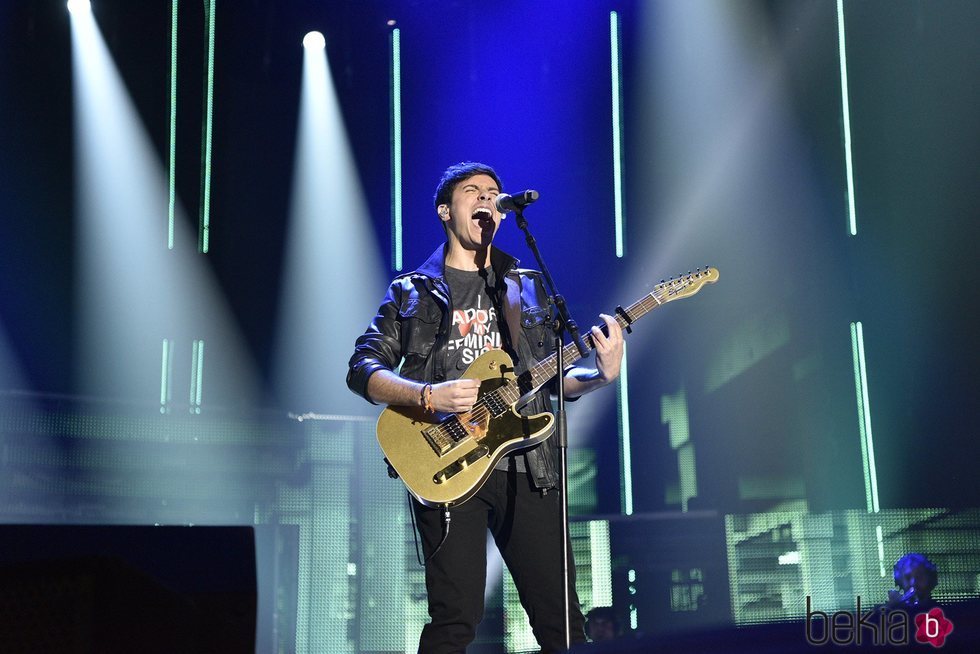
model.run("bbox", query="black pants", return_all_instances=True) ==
[413,467,586,653]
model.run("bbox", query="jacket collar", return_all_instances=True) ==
[414,243,519,283]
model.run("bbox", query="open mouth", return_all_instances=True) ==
[472,207,493,221]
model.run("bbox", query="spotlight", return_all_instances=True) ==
[67,0,91,14]
[303,31,325,50]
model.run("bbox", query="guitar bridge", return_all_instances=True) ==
[422,424,452,455]
[433,445,490,484]
[422,415,470,456]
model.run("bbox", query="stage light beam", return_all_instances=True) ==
[69,2,260,528]
[70,4,257,404]
[274,33,386,415]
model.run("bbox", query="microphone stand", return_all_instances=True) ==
[513,206,588,650]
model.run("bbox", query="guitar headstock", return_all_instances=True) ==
[654,267,719,302]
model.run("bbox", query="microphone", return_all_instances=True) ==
[495,190,539,213]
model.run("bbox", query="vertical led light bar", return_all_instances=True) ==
[850,322,880,513]
[194,339,204,411]
[190,339,204,414]
[851,322,885,577]
[875,524,886,577]
[852,322,872,511]
[168,0,178,249]
[836,0,858,236]
[190,340,199,411]
[391,28,403,271]
[588,521,613,606]
[617,341,634,515]
[610,11,626,257]
[199,0,216,253]
[160,338,172,413]
[628,568,638,629]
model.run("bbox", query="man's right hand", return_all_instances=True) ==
[429,378,481,413]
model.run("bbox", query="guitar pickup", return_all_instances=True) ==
[432,445,490,484]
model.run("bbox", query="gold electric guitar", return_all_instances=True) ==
[377,267,719,507]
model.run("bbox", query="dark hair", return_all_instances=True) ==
[893,552,938,590]
[433,161,503,210]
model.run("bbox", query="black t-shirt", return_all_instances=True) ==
[443,265,503,379]
[443,265,526,472]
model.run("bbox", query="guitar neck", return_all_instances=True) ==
[528,287,664,387]
[492,285,666,406]
[486,267,717,409]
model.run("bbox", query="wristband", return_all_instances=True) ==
[420,383,434,412]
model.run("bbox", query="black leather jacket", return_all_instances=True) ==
[347,244,562,490]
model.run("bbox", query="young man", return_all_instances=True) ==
[347,162,623,652]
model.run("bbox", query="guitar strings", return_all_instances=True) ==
[433,282,686,440]
[431,273,711,441]
[440,276,693,440]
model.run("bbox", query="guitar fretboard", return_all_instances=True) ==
[478,277,681,414]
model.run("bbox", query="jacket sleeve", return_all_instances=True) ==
[346,281,404,404]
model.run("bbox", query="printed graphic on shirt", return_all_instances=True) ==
[447,294,501,365]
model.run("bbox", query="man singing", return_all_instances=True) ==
[347,162,623,652]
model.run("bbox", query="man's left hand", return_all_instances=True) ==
[591,313,624,383]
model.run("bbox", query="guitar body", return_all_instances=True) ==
[376,349,554,507]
